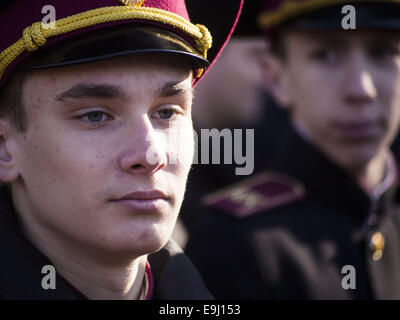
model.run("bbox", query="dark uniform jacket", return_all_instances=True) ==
[181,98,289,236]
[186,125,400,299]
[0,187,212,300]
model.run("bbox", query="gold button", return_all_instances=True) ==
[372,249,383,261]
[370,231,385,261]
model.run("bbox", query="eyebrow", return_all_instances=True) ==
[159,81,194,98]
[56,80,193,103]
[56,83,126,102]
[307,35,347,46]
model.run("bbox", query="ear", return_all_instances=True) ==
[0,119,20,183]
[260,52,292,109]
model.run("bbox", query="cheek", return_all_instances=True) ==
[17,127,112,192]
[297,68,335,100]
[289,64,341,117]
[287,77,328,123]
[384,99,400,143]
[377,73,400,132]
[17,132,64,183]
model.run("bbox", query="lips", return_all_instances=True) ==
[111,190,170,211]
[334,120,382,141]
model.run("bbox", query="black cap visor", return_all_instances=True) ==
[21,24,209,71]
[283,2,400,31]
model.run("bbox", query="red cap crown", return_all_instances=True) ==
[0,0,219,86]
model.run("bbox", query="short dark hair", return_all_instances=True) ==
[0,71,28,133]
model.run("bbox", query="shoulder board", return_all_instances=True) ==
[201,172,306,219]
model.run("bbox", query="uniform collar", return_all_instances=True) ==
[273,124,399,222]
[0,186,89,299]
[372,152,397,200]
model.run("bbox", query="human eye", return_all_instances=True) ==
[369,42,400,60]
[151,105,184,121]
[74,110,113,126]
[309,47,339,64]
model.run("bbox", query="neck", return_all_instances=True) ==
[18,223,148,300]
[291,121,391,197]
[350,151,388,197]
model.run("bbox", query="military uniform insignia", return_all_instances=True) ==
[370,231,385,261]
[119,0,145,7]
[202,172,306,218]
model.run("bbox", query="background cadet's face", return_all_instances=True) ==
[11,55,194,257]
[275,31,400,170]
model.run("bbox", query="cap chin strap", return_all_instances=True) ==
[0,5,212,82]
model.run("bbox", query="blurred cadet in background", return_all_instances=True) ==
[175,1,289,246]
[191,2,267,130]
[186,0,400,299]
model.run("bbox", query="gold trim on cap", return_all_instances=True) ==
[0,5,212,81]
[258,0,400,29]
[119,0,145,7]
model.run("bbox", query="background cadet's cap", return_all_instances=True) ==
[0,0,243,88]
[190,0,262,40]
[234,0,262,36]
[258,0,400,32]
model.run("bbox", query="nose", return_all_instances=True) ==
[119,115,167,175]
[343,52,378,106]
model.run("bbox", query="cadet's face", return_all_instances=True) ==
[11,56,194,257]
[276,31,400,170]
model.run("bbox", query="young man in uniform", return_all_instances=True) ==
[0,0,242,299]
[186,0,400,299]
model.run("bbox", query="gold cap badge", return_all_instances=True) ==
[119,0,145,7]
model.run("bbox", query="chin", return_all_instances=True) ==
[335,148,379,172]
[100,235,166,259]
[89,223,172,259]
[128,238,167,256]
[129,223,174,253]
